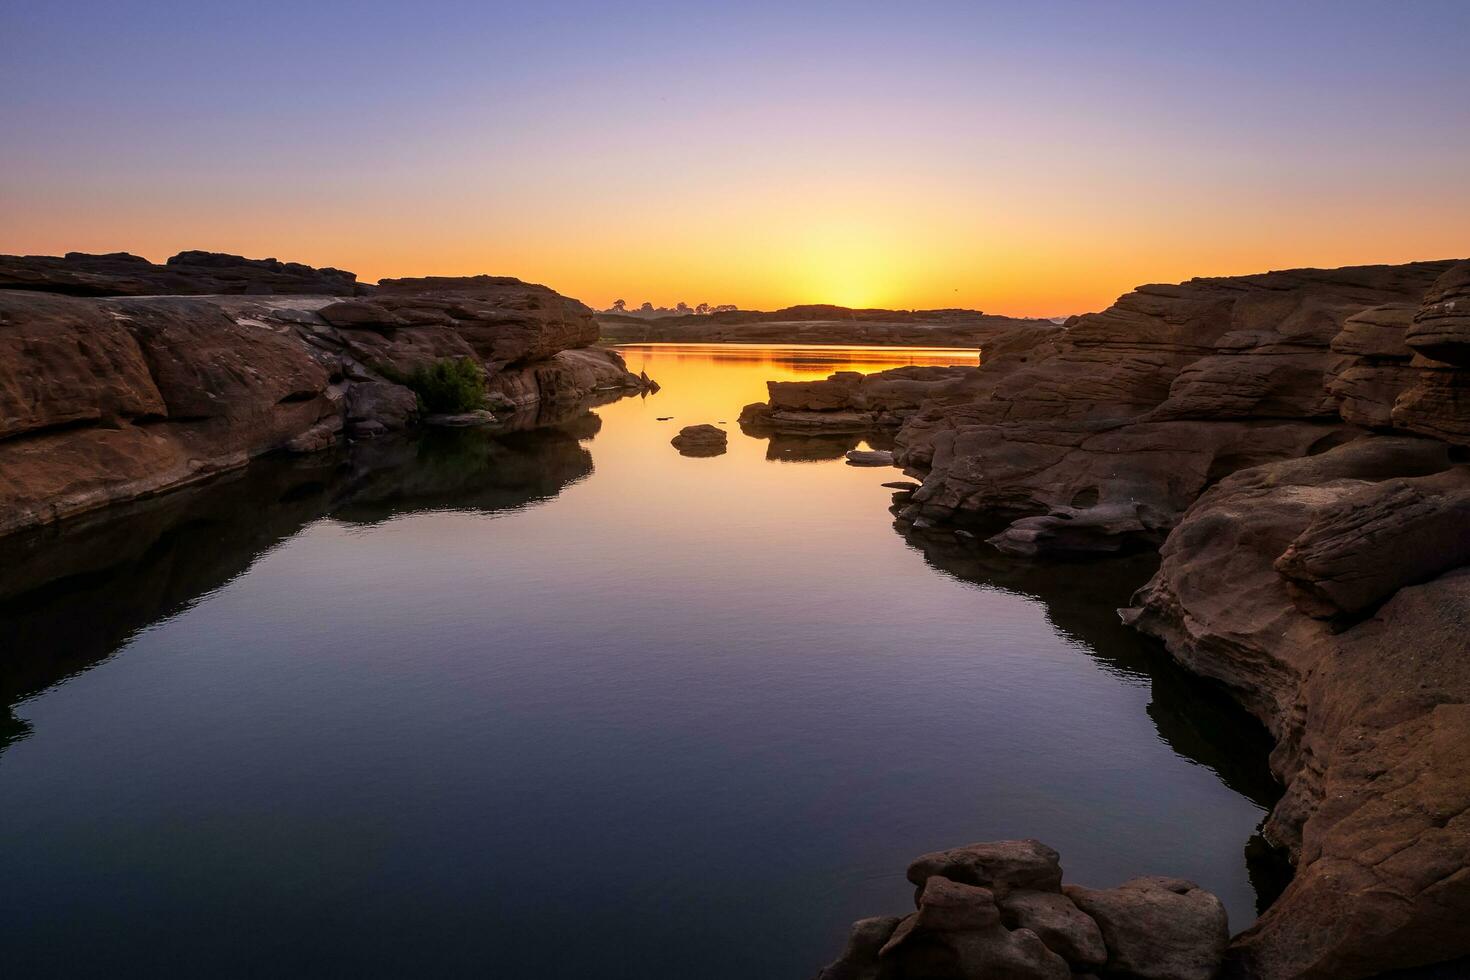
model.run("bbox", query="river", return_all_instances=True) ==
[0,344,1283,978]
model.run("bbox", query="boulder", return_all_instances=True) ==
[374,275,598,366]
[845,449,895,466]
[907,839,1064,899]
[814,917,902,980]
[998,890,1107,970]
[346,381,419,437]
[817,840,1239,980]
[671,424,728,458]
[1064,877,1228,980]
[1273,472,1470,619]
[879,878,1071,980]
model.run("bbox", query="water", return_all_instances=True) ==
[0,345,1282,978]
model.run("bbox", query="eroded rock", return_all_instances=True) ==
[671,424,728,457]
[816,840,1220,980]
[1064,876,1228,980]
[907,839,1064,899]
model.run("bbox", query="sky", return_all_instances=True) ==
[3,1,1468,316]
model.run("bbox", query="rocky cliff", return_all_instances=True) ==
[802,260,1470,979]
[0,256,653,537]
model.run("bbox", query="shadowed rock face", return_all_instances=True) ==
[811,260,1470,979]
[1124,438,1470,980]
[0,250,364,296]
[892,261,1464,556]
[0,261,654,537]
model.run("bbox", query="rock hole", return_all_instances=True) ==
[1070,486,1099,508]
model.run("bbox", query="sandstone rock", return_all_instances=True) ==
[0,291,166,440]
[346,382,419,437]
[1406,261,1470,366]
[1064,876,1228,980]
[0,250,362,296]
[907,839,1064,899]
[318,300,407,329]
[0,263,648,536]
[814,916,901,980]
[487,347,651,410]
[374,275,598,366]
[0,290,351,535]
[769,372,863,411]
[892,260,1457,553]
[423,410,496,427]
[845,449,894,466]
[1125,436,1470,978]
[1273,472,1470,619]
[880,878,1071,980]
[671,424,727,457]
[999,890,1107,969]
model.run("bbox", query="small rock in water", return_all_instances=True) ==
[671,423,728,458]
[845,449,895,467]
[882,481,920,491]
[424,410,496,427]
[656,416,673,421]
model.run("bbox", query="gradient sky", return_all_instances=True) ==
[3,1,1468,316]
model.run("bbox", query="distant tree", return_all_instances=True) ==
[713,304,738,313]
[675,301,691,315]
[638,301,655,313]
[695,302,710,315]
[610,298,626,312]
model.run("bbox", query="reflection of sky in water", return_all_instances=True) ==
[0,347,1271,979]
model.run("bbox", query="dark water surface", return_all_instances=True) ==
[0,345,1280,978]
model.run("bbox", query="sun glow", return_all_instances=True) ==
[787,218,910,310]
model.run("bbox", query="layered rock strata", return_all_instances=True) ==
[807,260,1470,979]
[0,258,653,537]
[0,250,366,296]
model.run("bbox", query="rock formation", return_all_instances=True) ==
[815,839,1227,980]
[0,250,366,296]
[0,256,654,537]
[807,259,1470,979]
[740,365,992,434]
[671,423,728,457]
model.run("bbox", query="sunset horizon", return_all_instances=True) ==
[4,3,1468,979]
[6,3,1468,317]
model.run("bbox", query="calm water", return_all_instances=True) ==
[0,345,1281,978]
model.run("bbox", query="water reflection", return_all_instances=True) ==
[898,524,1292,911]
[0,417,601,762]
[0,347,1285,977]
[618,342,978,378]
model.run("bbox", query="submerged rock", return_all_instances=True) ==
[845,449,895,466]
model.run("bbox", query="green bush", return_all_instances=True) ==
[384,357,487,414]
